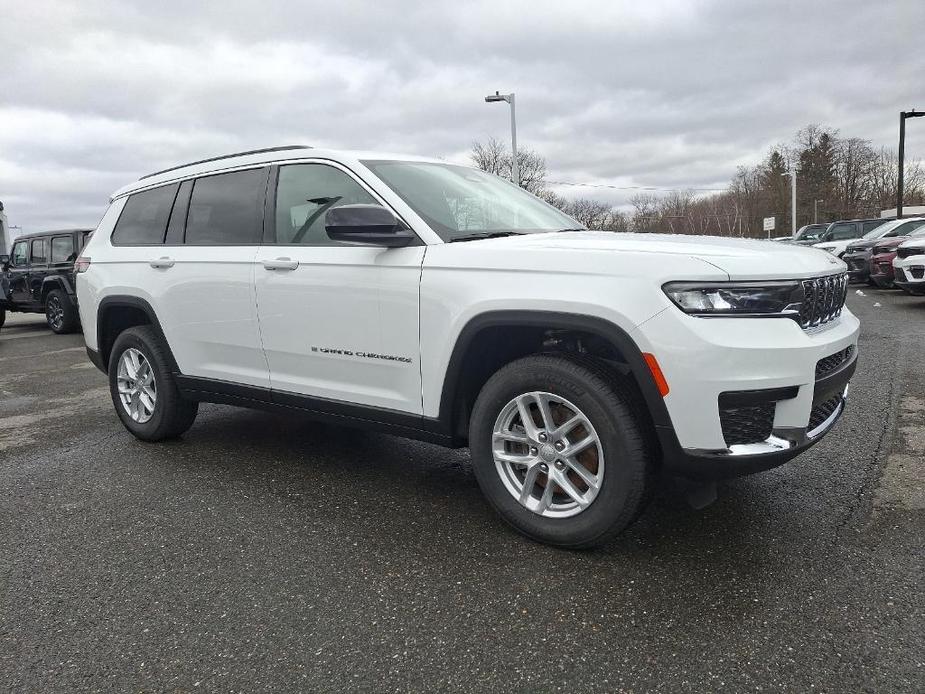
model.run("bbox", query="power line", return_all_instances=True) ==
[546,180,729,193]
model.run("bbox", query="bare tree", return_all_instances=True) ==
[470,138,547,194]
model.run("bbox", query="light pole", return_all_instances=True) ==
[898,109,924,218]
[485,91,518,186]
[782,166,797,235]
[814,199,823,224]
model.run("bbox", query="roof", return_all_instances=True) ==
[110,146,452,200]
[14,228,93,239]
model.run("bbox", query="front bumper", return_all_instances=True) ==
[869,253,897,285]
[843,250,872,281]
[632,307,859,480]
[893,257,925,293]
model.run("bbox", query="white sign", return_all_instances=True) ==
[763,216,775,232]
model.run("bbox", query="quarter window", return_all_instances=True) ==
[112,184,179,245]
[11,241,28,266]
[827,223,857,241]
[185,168,266,245]
[51,236,75,263]
[274,164,378,245]
[31,239,47,264]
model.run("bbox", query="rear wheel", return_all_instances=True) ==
[108,325,198,441]
[469,354,653,549]
[44,289,79,334]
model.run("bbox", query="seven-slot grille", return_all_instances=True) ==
[896,246,925,259]
[808,395,842,432]
[798,273,848,329]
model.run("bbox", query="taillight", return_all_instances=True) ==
[74,256,91,273]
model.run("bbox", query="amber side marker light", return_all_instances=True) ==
[642,352,670,397]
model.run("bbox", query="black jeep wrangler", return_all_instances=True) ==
[1,229,93,333]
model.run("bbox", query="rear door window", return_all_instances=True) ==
[185,168,266,245]
[112,184,180,245]
[51,235,75,263]
[31,238,47,264]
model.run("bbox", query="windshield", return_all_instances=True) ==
[861,222,893,239]
[795,224,825,240]
[363,160,582,241]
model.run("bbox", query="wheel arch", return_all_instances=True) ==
[96,295,178,373]
[437,310,677,451]
[40,276,73,302]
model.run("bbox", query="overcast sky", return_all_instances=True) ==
[1,0,923,232]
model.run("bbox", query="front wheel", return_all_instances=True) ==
[469,354,653,549]
[108,325,198,441]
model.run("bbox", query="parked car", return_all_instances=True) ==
[791,223,829,246]
[813,218,893,257]
[0,228,93,333]
[892,236,925,295]
[842,217,925,284]
[75,146,858,548]
[870,225,925,288]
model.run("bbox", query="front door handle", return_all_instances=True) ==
[149,257,175,269]
[262,257,299,271]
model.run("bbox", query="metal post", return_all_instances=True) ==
[814,199,822,224]
[790,166,797,235]
[509,93,519,187]
[898,112,906,219]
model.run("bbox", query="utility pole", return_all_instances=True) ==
[897,110,924,219]
[782,167,797,235]
[814,199,823,224]
[485,91,518,186]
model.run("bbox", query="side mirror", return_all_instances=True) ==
[0,254,9,271]
[325,204,415,248]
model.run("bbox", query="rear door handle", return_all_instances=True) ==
[262,257,299,271]
[149,257,175,269]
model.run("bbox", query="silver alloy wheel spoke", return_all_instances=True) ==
[117,348,156,424]
[491,390,605,519]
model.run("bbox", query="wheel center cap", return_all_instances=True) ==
[539,444,557,463]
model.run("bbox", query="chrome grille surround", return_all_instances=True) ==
[798,273,847,329]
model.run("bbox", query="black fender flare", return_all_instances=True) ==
[437,310,683,458]
[96,295,179,373]
[41,275,74,300]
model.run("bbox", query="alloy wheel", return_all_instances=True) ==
[116,348,157,423]
[492,391,605,518]
[46,296,64,331]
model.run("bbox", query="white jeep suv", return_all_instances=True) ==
[77,146,859,548]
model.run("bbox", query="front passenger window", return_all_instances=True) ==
[11,241,28,266]
[274,164,378,245]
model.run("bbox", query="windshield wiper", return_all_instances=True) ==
[556,227,587,232]
[448,231,524,243]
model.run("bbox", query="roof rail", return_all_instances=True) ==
[138,145,313,181]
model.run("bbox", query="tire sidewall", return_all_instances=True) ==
[108,330,170,438]
[470,359,645,546]
[45,289,76,334]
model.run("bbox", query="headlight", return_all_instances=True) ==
[663,281,803,316]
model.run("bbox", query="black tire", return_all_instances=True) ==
[108,325,198,441]
[0,307,5,329]
[469,353,653,549]
[44,288,79,334]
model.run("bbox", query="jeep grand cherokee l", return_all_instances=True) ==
[76,146,859,548]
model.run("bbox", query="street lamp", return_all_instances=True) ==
[814,199,824,224]
[782,166,797,235]
[485,91,518,186]
[897,109,925,219]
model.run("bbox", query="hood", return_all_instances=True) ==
[871,237,911,251]
[899,237,925,250]
[455,231,846,280]
[844,238,882,251]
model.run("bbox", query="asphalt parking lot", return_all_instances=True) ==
[1,290,923,693]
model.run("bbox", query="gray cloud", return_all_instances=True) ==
[1,0,923,231]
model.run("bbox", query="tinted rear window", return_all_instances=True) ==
[112,184,179,245]
[185,168,266,245]
[51,236,75,263]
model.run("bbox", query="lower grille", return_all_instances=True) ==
[808,395,841,432]
[719,403,775,446]
[815,346,854,379]
[846,258,867,271]
[896,268,907,282]
[911,266,925,280]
